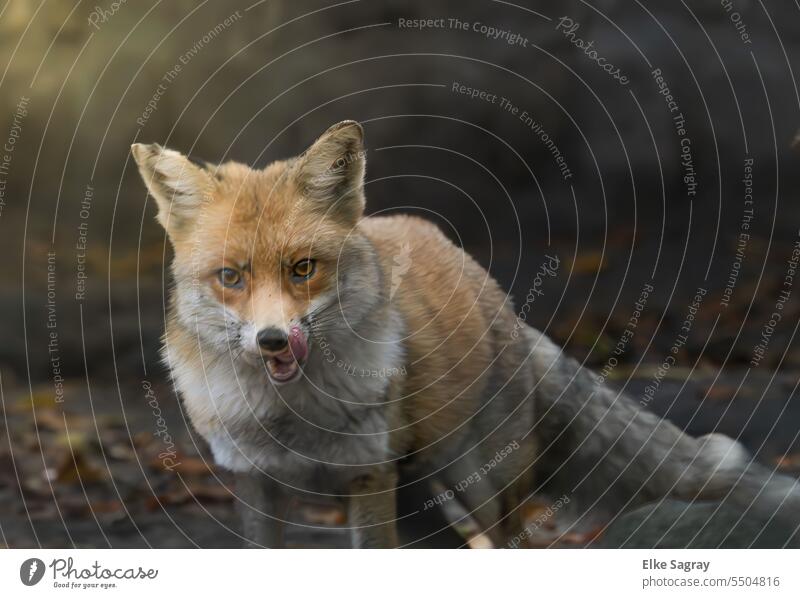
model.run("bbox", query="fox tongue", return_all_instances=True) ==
[265,327,307,381]
[288,326,308,362]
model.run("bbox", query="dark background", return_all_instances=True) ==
[1,0,800,547]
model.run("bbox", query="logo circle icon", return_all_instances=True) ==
[20,558,46,586]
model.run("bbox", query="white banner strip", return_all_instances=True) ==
[0,549,796,597]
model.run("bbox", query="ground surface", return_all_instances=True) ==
[1,367,798,549]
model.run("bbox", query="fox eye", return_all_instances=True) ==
[291,259,316,281]
[218,268,243,288]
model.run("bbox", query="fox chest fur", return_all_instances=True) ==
[165,315,406,490]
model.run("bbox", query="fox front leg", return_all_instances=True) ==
[235,472,290,548]
[347,469,399,548]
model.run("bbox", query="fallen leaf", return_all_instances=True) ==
[145,483,232,510]
[89,499,125,514]
[50,451,104,485]
[11,391,58,414]
[706,385,737,402]
[569,251,606,275]
[32,410,65,432]
[775,454,800,470]
[149,453,214,476]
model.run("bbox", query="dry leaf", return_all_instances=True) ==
[775,454,800,470]
[145,483,232,510]
[706,385,736,402]
[570,251,606,274]
[11,391,57,413]
[149,453,214,476]
[50,451,104,485]
[32,409,64,432]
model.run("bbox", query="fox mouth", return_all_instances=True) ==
[263,327,308,384]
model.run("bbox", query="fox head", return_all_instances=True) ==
[131,121,382,384]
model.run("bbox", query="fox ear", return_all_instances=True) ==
[295,120,365,223]
[130,143,214,236]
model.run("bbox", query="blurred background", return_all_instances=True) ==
[1,0,800,547]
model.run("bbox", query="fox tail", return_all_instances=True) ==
[525,326,800,521]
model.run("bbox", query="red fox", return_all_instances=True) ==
[132,121,800,548]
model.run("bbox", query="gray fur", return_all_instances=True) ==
[236,471,291,548]
[524,326,800,530]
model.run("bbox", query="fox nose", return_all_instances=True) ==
[257,327,289,352]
